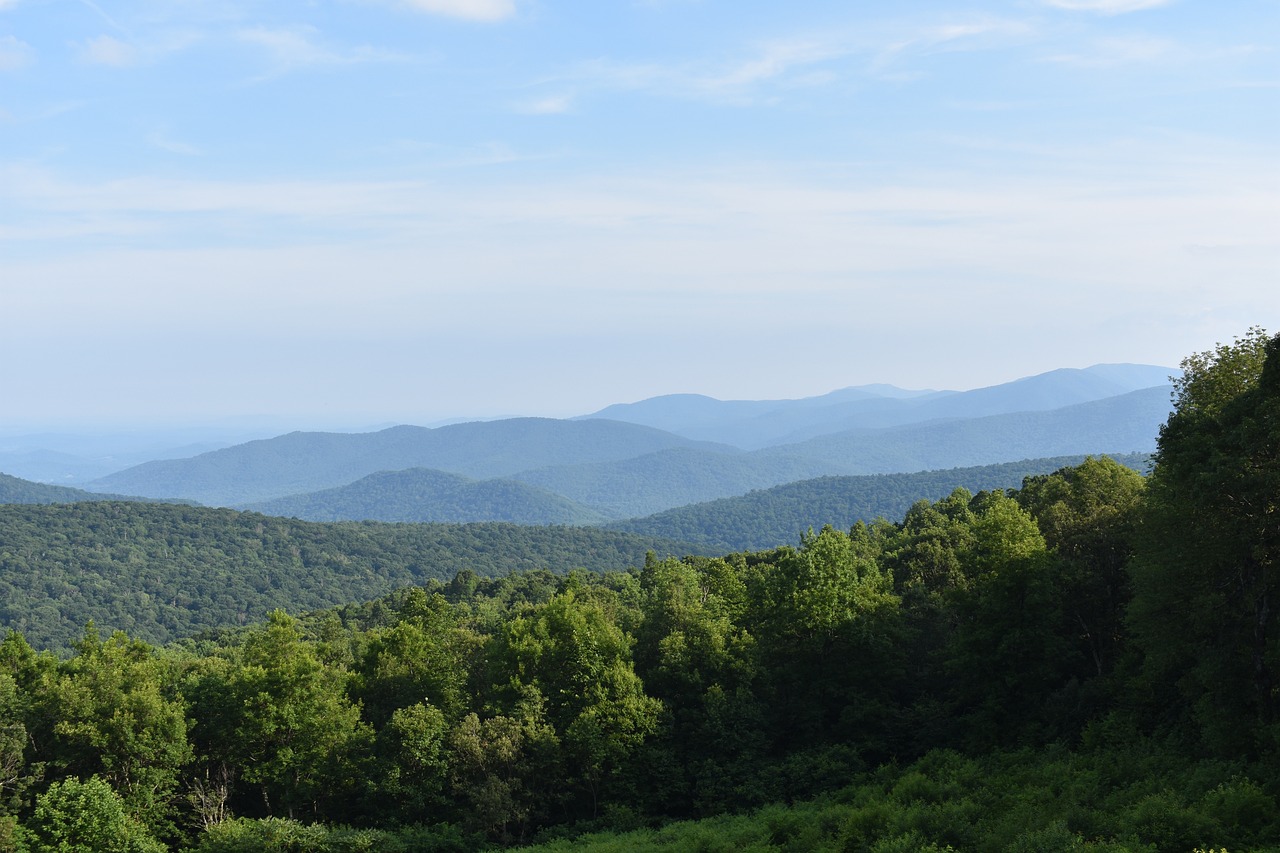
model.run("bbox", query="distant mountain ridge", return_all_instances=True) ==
[0,472,179,506]
[752,386,1172,474]
[243,467,610,525]
[84,365,1176,516]
[607,453,1152,552]
[584,364,1175,448]
[90,418,730,506]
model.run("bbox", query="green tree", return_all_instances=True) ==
[44,629,192,838]
[23,776,165,853]
[1016,456,1146,679]
[489,591,661,821]
[185,611,370,821]
[750,525,901,759]
[447,700,560,844]
[1128,329,1280,753]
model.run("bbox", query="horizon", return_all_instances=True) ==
[2,1,1274,428]
[0,358,1181,437]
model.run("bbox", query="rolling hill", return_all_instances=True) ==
[752,386,1171,473]
[89,418,732,506]
[585,364,1174,448]
[606,453,1151,552]
[509,446,842,518]
[243,467,610,525]
[0,472,175,505]
[0,501,698,650]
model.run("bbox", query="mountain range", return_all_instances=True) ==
[1,363,1176,532]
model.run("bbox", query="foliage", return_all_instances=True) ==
[0,502,694,650]
[610,454,1149,553]
[23,776,165,853]
[0,329,1275,851]
[1128,328,1280,754]
[243,468,609,526]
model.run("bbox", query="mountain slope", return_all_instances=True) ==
[243,468,610,525]
[90,418,730,506]
[0,501,699,650]
[583,364,1174,448]
[0,472,173,505]
[753,386,1172,473]
[510,447,845,519]
[606,453,1151,552]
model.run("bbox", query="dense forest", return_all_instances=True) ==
[0,509,695,650]
[0,328,1276,851]
[606,453,1150,552]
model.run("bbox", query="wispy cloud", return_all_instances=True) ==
[1046,35,1175,67]
[0,35,34,70]
[517,94,574,115]
[1043,0,1173,13]
[78,34,139,67]
[522,37,847,111]
[147,131,203,156]
[76,0,129,34]
[399,0,516,22]
[529,17,1038,110]
[238,25,409,74]
[870,18,1035,77]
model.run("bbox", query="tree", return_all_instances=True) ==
[23,777,165,853]
[1016,456,1146,679]
[185,611,370,821]
[44,629,192,839]
[488,591,660,821]
[1128,328,1280,753]
[749,525,901,758]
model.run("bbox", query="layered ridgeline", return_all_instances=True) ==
[583,363,1175,447]
[0,501,695,650]
[242,468,610,525]
[0,339,1274,853]
[89,418,734,506]
[0,472,174,505]
[515,390,1171,518]
[82,365,1175,522]
[608,452,1151,552]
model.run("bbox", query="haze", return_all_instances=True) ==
[1,0,1276,430]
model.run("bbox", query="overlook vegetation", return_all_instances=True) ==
[0,333,1272,852]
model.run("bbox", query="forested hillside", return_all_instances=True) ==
[753,386,1170,472]
[0,502,695,650]
[509,446,839,518]
[0,330,1273,852]
[0,472,163,505]
[585,363,1173,447]
[90,419,730,506]
[241,468,609,525]
[607,452,1151,552]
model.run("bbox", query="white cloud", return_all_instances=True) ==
[517,94,574,114]
[238,26,408,73]
[147,131,203,156]
[0,35,33,70]
[1046,35,1174,66]
[79,34,139,67]
[870,18,1035,75]
[401,0,516,22]
[1043,0,1173,13]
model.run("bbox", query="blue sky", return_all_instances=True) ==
[1,0,1277,428]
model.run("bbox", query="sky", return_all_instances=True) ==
[1,0,1277,430]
